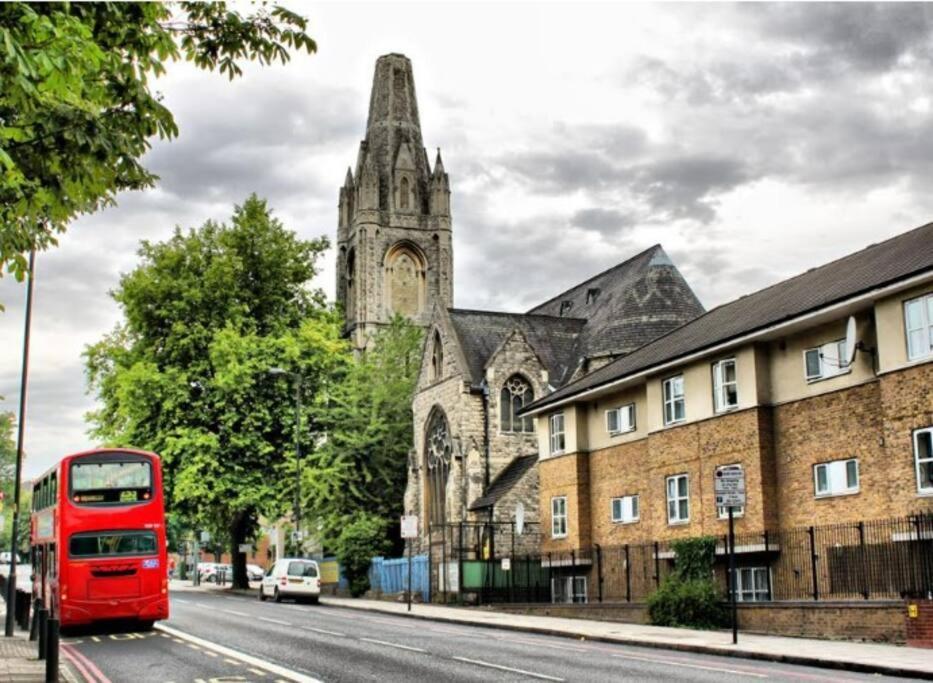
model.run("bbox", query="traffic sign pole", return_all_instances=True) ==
[729,506,737,645]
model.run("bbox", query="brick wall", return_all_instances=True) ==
[539,453,591,552]
[906,600,933,648]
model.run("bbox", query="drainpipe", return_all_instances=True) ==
[481,380,491,493]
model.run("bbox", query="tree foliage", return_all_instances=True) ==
[0,411,29,552]
[647,536,727,629]
[85,195,342,587]
[333,513,392,598]
[307,316,423,544]
[0,2,316,282]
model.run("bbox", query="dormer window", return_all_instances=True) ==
[559,300,574,317]
[586,288,601,304]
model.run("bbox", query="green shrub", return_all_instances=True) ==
[333,513,392,597]
[647,577,728,629]
[647,535,727,629]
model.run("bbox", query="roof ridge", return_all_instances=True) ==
[527,244,662,314]
[449,307,587,323]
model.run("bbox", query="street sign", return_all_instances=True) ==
[715,467,746,507]
[238,543,251,553]
[501,557,511,572]
[291,530,303,542]
[401,515,419,539]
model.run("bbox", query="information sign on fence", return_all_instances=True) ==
[501,557,511,572]
[401,515,419,539]
[714,467,746,508]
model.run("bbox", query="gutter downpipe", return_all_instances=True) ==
[481,380,490,493]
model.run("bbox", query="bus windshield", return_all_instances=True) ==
[70,460,152,505]
[69,531,158,558]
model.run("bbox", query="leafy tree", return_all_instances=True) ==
[0,2,316,282]
[334,513,392,598]
[85,195,344,588]
[0,412,29,553]
[307,316,423,544]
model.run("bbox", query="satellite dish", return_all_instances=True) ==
[514,502,525,536]
[844,316,858,366]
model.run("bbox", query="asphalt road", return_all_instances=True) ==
[61,590,916,683]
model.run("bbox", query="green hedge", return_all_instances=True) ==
[646,536,728,629]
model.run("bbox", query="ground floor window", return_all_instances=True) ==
[551,575,587,604]
[734,566,770,602]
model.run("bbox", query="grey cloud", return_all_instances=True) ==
[570,208,636,236]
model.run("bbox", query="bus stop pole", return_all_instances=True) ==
[45,617,59,682]
[5,250,36,638]
[729,506,738,645]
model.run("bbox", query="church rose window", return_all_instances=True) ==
[425,409,452,525]
[500,375,534,433]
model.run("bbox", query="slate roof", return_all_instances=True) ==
[525,221,933,413]
[528,245,705,360]
[468,454,538,510]
[448,310,585,388]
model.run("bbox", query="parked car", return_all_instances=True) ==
[247,564,265,582]
[198,562,232,583]
[259,558,320,603]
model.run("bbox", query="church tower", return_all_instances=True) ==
[337,54,453,349]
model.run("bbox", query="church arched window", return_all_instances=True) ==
[500,375,534,433]
[385,243,426,318]
[431,331,444,380]
[399,176,411,210]
[424,408,452,525]
[346,248,356,318]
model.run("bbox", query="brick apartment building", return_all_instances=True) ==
[522,222,933,608]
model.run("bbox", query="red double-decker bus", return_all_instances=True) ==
[31,448,169,629]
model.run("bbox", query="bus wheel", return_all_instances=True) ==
[259,586,267,601]
[137,620,155,632]
[273,588,282,603]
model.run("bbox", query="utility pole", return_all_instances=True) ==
[6,250,36,637]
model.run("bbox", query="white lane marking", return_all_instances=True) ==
[194,602,212,609]
[258,616,291,626]
[301,626,345,637]
[174,598,192,604]
[452,656,564,681]
[611,654,768,678]
[359,637,428,653]
[155,624,322,683]
[495,635,589,652]
[248,668,268,677]
[224,659,241,666]
[222,609,250,617]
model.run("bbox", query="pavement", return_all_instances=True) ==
[0,606,78,683]
[313,594,933,680]
[172,582,933,681]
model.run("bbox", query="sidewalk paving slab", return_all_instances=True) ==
[0,608,78,683]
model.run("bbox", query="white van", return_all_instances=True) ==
[259,558,321,603]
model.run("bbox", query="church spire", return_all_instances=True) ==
[366,53,423,139]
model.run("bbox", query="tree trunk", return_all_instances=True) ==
[229,510,252,589]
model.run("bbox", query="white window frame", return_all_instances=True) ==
[716,464,745,519]
[610,494,639,524]
[606,403,636,435]
[551,575,587,604]
[735,566,771,602]
[666,473,690,524]
[904,293,933,362]
[662,375,685,426]
[914,426,933,495]
[712,358,738,413]
[549,413,565,455]
[813,458,859,497]
[803,339,849,382]
[551,496,567,538]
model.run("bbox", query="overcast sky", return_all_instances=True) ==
[2,2,933,478]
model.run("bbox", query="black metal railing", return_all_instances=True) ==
[439,512,933,605]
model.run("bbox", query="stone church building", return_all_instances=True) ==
[338,54,704,565]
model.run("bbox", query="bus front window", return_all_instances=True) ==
[70,461,153,505]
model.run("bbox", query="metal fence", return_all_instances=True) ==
[439,512,933,605]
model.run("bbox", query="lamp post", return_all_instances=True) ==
[6,250,35,638]
[268,368,304,550]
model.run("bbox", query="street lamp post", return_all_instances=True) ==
[268,368,304,550]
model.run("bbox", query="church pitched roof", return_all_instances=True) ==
[448,310,585,388]
[524,221,933,415]
[468,454,538,511]
[528,245,705,359]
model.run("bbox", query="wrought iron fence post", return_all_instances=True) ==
[595,544,603,603]
[570,549,576,602]
[653,541,661,590]
[458,522,464,606]
[808,525,819,601]
[858,521,869,600]
[763,530,773,600]
[624,544,631,602]
[547,552,553,603]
